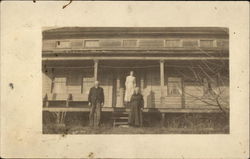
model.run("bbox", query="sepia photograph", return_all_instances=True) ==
[42,27,229,134]
[1,2,249,158]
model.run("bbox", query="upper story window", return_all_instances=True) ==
[200,40,216,48]
[99,40,122,47]
[165,40,181,47]
[139,39,164,47]
[84,40,100,47]
[123,40,137,47]
[182,39,199,47]
[56,41,71,48]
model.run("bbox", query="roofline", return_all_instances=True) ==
[43,27,229,39]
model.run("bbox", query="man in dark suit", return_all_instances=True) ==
[88,81,104,127]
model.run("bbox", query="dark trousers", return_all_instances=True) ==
[89,102,101,127]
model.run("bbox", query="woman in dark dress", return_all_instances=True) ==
[128,87,144,127]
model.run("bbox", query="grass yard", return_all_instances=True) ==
[43,112,229,134]
[43,124,229,134]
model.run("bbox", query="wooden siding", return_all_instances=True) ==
[42,69,114,106]
[42,70,52,97]
[42,68,229,109]
[71,40,84,49]
[99,71,113,107]
[144,70,159,107]
[183,83,229,109]
[81,72,94,100]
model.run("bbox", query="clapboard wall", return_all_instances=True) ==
[143,69,182,108]
[42,68,113,107]
[42,67,229,109]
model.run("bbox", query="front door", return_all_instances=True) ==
[113,70,143,107]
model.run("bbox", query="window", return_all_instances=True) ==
[168,77,182,96]
[165,40,181,47]
[182,40,198,47]
[200,40,215,47]
[139,40,164,47]
[99,40,122,47]
[67,74,82,94]
[56,41,71,48]
[84,40,99,47]
[52,77,67,93]
[123,40,137,47]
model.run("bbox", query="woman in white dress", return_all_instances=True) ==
[124,71,136,103]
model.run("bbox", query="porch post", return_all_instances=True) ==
[116,71,122,107]
[94,60,99,81]
[160,60,165,106]
[140,72,145,92]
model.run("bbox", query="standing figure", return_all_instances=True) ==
[124,71,136,103]
[88,81,104,127]
[129,87,144,127]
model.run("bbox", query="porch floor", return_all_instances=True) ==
[43,107,222,113]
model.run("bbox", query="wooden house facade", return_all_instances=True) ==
[42,27,229,124]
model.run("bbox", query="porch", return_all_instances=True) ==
[42,58,228,126]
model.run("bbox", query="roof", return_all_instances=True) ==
[43,27,229,39]
[44,27,228,33]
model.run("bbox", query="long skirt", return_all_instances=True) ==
[128,105,142,126]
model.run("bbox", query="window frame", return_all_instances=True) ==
[167,77,182,97]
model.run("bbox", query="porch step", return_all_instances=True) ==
[113,111,129,114]
[112,116,128,120]
[114,121,129,125]
[112,111,129,127]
